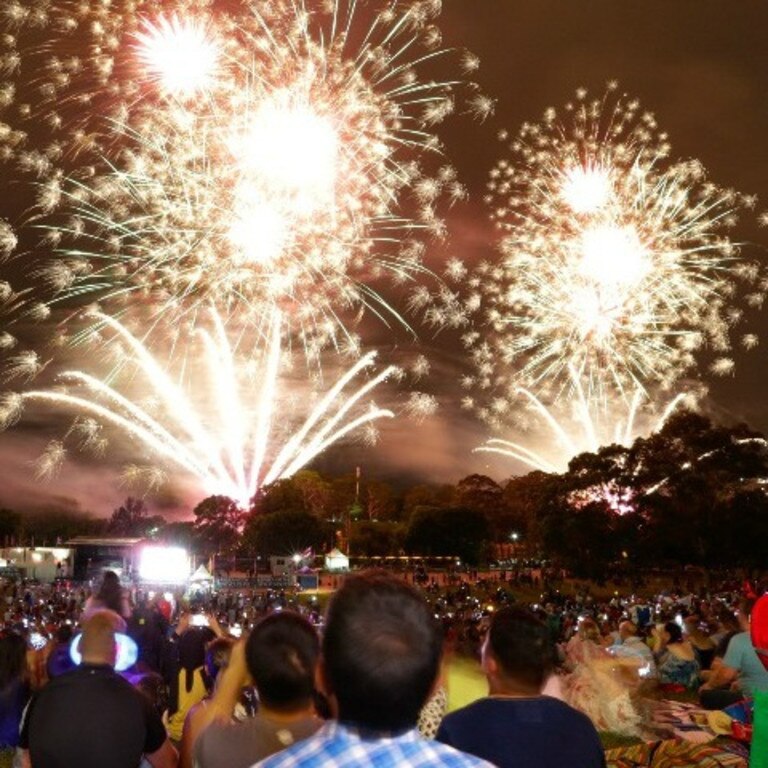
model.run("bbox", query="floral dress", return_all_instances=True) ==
[656,648,700,689]
[562,638,644,737]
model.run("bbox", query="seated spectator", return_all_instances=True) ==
[653,622,700,690]
[709,609,741,657]
[684,616,716,671]
[612,621,654,666]
[699,601,768,710]
[0,630,29,750]
[257,570,491,767]
[194,613,321,768]
[436,607,605,768]
[17,609,176,768]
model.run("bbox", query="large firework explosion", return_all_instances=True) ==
[0,0,489,354]
[0,0,473,498]
[418,85,763,432]
[0,307,402,507]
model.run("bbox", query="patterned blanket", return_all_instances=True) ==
[606,700,749,767]
[606,739,748,767]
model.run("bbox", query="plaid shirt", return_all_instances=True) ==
[253,720,493,768]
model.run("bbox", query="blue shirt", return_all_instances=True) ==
[254,720,492,768]
[723,631,768,697]
[436,696,606,768]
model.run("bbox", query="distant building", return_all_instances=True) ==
[0,546,72,582]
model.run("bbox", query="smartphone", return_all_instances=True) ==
[191,614,209,627]
[28,632,47,651]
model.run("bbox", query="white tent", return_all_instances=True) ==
[190,564,214,583]
[324,548,349,571]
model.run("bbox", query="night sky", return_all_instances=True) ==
[2,1,768,518]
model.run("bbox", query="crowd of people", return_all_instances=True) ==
[1,566,766,767]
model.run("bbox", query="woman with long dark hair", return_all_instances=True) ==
[82,570,130,620]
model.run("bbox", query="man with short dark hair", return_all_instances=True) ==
[256,571,491,767]
[436,607,605,768]
[194,612,322,768]
[18,609,177,768]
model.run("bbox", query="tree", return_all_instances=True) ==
[0,508,21,545]
[107,497,166,538]
[454,474,510,539]
[401,484,453,519]
[257,470,332,517]
[158,521,196,552]
[364,480,398,521]
[525,410,768,571]
[350,521,405,557]
[405,506,491,565]
[243,509,328,558]
[503,471,563,545]
[192,496,245,556]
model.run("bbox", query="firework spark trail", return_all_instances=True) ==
[0,309,397,506]
[474,367,693,474]
[0,0,488,353]
[419,85,763,431]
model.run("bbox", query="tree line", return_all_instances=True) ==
[2,411,768,572]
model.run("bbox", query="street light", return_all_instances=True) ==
[510,532,519,542]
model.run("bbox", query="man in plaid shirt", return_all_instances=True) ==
[255,571,491,768]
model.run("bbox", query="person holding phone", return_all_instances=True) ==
[166,613,224,744]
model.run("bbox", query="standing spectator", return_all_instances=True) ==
[257,571,491,768]
[437,608,605,768]
[179,638,234,768]
[17,610,177,768]
[166,618,218,744]
[0,631,29,750]
[195,613,321,768]
[82,571,130,621]
[45,625,75,679]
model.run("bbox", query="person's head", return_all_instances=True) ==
[0,630,27,689]
[619,620,638,641]
[683,615,708,640]
[663,621,683,645]
[55,624,74,645]
[80,609,126,667]
[578,617,601,643]
[205,637,234,684]
[482,607,554,695]
[96,571,123,614]
[738,598,756,632]
[321,570,442,731]
[717,609,740,634]
[244,612,318,713]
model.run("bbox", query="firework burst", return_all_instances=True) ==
[1,0,487,352]
[420,85,763,429]
[0,308,398,507]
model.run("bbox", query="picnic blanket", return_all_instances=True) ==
[605,700,750,767]
[605,739,748,767]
